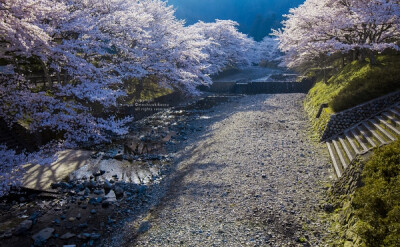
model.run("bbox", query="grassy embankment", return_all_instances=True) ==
[304,55,400,139]
[328,140,400,246]
[303,55,400,246]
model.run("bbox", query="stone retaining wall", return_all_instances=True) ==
[322,90,400,141]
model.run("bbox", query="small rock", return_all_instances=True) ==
[79,222,89,229]
[324,204,334,213]
[75,183,85,191]
[60,182,73,189]
[76,213,81,220]
[90,233,101,240]
[68,217,75,222]
[93,170,105,177]
[53,218,61,225]
[104,190,117,202]
[104,180,113,190]
[63,245,77,247]
[85,180,96,189]
[113,186,124,197]
[77,233,91,240]
[90,209,96,214]
[93,189,104,195]
[137,221,151,234]
[89,198,100,205]
[32,228,54,244]
[60,232,76,239]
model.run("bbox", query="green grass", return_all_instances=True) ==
[352,140,400,246]
[330,56,400,112]
[327,141,400,246]
[304,55,400,139]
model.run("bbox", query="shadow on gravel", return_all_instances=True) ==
[109,95,245,246]
[114,93,310,246]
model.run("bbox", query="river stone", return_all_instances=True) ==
[104,190,117,202]
[60,232,76,239]
[104,180,113,190]
[32,227,54,243]
[114,186,124,197]
[77,233,91,240]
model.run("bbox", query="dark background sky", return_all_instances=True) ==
[166,0,304,41]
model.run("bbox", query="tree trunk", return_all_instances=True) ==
[322,56,327,83]
[57,71,61,85]
[135,79,144,100]
[63,72,68,85]
[39,60,51,87]
[353,49,362,62]
[369,52,377,65]
[359,49,367,62]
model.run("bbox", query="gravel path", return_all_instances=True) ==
[125,94,333,246]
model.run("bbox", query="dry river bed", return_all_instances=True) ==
[109,94,334,247]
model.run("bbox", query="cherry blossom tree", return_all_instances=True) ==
[273,0,400,68]
[0,0,260,196]
[189,20,256,75]
[0,0,130,141]
[254,36,282,65]
[0,0,65,61]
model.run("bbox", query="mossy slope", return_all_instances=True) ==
[304,55,400,139]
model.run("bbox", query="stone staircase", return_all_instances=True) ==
[326,103,400,178]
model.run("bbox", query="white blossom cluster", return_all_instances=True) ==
[273,0,400,68]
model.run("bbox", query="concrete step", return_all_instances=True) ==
[362,122,387,145]
[344,131,362,155]
[376,116,400,135]
[333,139,348,170]
[327,141,343,178]
[326,103,400,180]
[382,112,400,126]
[369,119,396,142]
[357,126,377,148]
[339,136,354,163]
[351,129,369,153]
[389,109,400,118]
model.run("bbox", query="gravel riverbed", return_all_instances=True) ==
[113,94,334,247]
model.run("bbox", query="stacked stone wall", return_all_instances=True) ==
[322,91,400,140]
